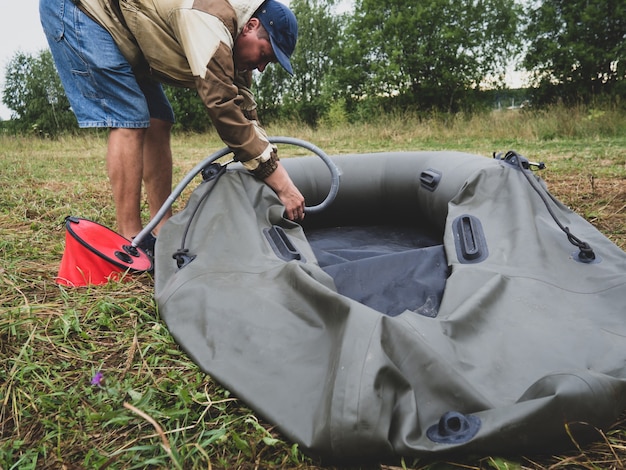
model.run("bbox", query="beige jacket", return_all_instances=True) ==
[78,0,273,168]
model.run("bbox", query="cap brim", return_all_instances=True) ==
[269,36,293,75]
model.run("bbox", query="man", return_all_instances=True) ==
[39,0,305,254]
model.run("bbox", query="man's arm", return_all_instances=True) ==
[173,10,305,218]
[262,161,306,221]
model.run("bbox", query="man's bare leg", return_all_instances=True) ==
[142,118,173,235]
[107,127,147,240]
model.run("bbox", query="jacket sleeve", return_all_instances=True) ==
[171,8,273,166]
[195,42,272,165]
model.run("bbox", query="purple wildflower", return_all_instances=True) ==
[91,371,104,387]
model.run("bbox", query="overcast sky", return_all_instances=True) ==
[0,0,48,119]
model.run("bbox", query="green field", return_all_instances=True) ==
[1,108,625,469]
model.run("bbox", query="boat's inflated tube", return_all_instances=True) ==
[155,150,626,462]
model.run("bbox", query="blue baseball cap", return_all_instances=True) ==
[256,0,298,75]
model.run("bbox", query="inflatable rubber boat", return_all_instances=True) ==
[154,144,626,461]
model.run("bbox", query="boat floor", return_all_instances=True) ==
[306,225,448,317]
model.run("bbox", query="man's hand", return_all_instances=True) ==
[263,162,305,221]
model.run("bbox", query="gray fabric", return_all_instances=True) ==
[154,151,626,461]
[307,226,447,317]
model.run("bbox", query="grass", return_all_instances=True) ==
[1,106,626,469]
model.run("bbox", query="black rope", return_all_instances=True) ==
[497,150,596,263]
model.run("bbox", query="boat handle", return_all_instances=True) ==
[264,226,304,262]
[420,169,442,192]
[453,215,489,263]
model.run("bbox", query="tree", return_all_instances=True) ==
[2,50,77,135]
[163,85,213,133]
[343,0,523,112]
[523,0,626,104]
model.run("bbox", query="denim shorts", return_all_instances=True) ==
[39,0,175,128]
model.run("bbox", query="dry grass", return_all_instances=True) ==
[1,109,625,468]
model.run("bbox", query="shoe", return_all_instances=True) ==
[135,232,157,259]
[137,232,156,274]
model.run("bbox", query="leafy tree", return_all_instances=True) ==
[2,50,77,136]
[342,0,522,112]
[163,85,212,133]
[523,0,626,104]
[253,59,294,123]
